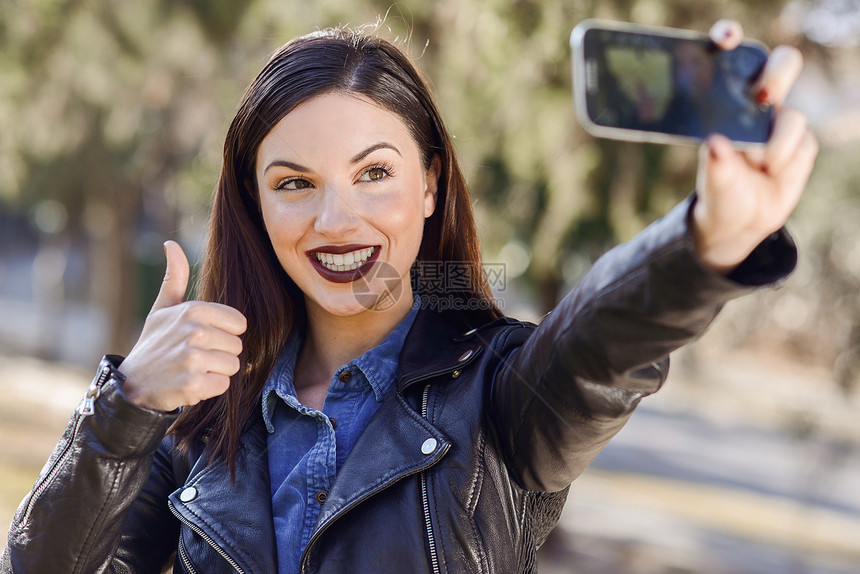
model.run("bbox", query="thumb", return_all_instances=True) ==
[150,240,190,312]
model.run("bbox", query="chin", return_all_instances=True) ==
[315,288,409,318]
[308,295,377,317]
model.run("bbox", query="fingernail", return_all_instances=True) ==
[709,142,720,161]
[756,88,769,105]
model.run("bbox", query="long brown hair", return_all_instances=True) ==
[170,26,502,471]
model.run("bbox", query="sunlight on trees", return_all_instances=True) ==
[0,0,858,373]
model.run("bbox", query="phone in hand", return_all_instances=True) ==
[570,19,773,147]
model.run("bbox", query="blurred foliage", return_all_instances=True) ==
[1,0,860,375]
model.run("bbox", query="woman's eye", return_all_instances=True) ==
[275,177,313,191]
[359,165,391,182]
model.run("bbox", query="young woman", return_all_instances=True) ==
[3,20,816,574]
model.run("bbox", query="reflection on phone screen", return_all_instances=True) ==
[587,33,772,143]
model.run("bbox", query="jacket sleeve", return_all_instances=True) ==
[491,196,797,492]
[2,356,181,574]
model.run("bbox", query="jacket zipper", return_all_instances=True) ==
[17,413,87,529]
[420,383,441,574]
[78,361,113,416]
[299,380,454,572]
[169,500,245,574]
[177,534,199,574]
[18,361,119,528]
[298,416,446,573]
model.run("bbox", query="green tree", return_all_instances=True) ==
[0,0,381,353]
[412,0,797,312]
[2,0,837,361]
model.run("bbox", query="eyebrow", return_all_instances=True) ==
[262,142,402,175]
[263,159,308,175]
[350,142,402,164]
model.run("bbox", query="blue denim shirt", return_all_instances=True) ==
[261,304,418,573]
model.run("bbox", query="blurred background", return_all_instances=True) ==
[1,0,859,572]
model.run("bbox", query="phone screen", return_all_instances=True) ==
[577,25,772,144]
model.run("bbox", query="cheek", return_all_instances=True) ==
[372,190,427,238]
[259,200,309,253]
[386,171,432,226]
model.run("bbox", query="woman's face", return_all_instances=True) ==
[255,92,438,320]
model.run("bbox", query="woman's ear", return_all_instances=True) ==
[424,156,441,218]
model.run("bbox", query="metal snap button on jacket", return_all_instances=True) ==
[179,487,198,503]
[421,438,438,455]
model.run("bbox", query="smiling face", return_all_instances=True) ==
[255,92,438,322]
[673,43,715,100]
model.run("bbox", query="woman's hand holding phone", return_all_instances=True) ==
[691,20,818,275]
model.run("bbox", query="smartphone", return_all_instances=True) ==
[570,19,773,147]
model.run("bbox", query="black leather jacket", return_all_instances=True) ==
[3,200,795,573]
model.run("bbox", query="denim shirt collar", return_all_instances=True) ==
[261,301,419,433]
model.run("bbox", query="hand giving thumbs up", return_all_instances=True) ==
[120,241,247,412]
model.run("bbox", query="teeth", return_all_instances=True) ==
[316,247,374,272]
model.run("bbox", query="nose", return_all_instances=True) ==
[314,185,359,239]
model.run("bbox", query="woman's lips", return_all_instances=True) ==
[307,245,380,283]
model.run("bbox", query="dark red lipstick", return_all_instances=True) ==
[307,244,380,283]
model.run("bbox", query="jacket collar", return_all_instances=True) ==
[168,308,510,573]
[305,309,494,558]
[303,389,452,565]
[396,308,487,392]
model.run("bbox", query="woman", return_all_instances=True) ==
[3,20,816,574]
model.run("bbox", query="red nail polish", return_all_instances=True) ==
[756,88,769,105]
[709,144,719,161]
